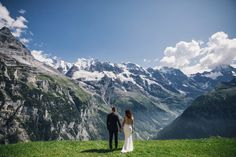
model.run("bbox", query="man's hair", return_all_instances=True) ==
[112,107,116,112]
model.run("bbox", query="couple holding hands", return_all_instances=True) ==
[107,107,134,153]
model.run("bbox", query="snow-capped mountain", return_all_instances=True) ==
[65,59,204,97]
[30,46,236,95]
[1,26,235,144]
[33,51,236,114]
[190,65,236,90]
[63,58,236,122]
[29,35,236,139]
[31,50,72,74]
[67,60,145,84]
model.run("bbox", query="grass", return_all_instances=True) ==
[0,137,236,157]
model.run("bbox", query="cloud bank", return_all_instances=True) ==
[158,32,236,75]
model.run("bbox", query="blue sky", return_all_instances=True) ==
[1,0,236,69]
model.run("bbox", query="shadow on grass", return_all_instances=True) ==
[81,148,122,153]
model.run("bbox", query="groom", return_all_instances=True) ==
[107,107,121,150]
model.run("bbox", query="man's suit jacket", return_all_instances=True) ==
[107,112,121,132]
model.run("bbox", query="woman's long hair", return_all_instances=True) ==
[125,110,132,119]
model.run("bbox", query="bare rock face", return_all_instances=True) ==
[0,56,109,144]
[0,27,109,144]
[0,27,30,56]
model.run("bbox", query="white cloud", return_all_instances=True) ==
[12,28,23,37]
[158,32,236,75]
[160,56,176,65]
[0,3,29,43]
[199,32,236,69]
[0,3,14,28]
[160,40,201,68]
[12,16,28,28]
[19,9,26,14]
[20,38,30,45]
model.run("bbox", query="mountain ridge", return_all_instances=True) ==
[31,47,236,97]
[1,26,236,143]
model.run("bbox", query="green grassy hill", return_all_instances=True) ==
[0,137,236,157]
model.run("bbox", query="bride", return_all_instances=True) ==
[121,110,134,153]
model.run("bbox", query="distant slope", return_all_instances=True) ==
[156,78,236,139]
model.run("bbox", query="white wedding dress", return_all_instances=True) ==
[121,123,133,153]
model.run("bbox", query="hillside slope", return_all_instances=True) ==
[0,54,111,144]
[0,27,110,144]
[156,79,236,139]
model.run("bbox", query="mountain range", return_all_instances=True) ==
[0,26,236,144]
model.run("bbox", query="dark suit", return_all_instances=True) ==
[107,112,121,149]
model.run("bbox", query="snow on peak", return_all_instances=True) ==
[203,71,223,79]
[70,60,138,84]
[71,70,104,81]
[232,71,236,76]
[74,58,96,70]
[31,50,72,74]
[31,50,54,66]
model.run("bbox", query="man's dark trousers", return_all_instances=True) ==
[107,112,121,150]
[109,129,118,149]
